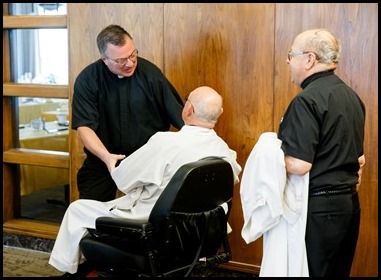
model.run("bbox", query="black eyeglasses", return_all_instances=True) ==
[184,95,195,113]
[287,51,319,61]
[107,49,138,66]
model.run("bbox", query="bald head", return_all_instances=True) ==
[183,86,223,128]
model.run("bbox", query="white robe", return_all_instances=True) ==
[49,125,242,274]
[240,132,309,277]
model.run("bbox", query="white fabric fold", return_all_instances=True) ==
[240,132,309,277]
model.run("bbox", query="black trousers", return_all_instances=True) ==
[305,191,360,277]
[77,159,118,202]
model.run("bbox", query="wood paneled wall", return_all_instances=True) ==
[67,3,378,276]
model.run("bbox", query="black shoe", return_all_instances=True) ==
[76,261,95,276]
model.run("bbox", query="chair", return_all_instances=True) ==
[79,157,234,277]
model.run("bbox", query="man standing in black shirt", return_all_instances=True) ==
[278,28,365,277]
[72,24,184,201]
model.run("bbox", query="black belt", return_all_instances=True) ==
[309,186,356,197]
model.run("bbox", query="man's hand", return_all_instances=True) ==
[107,154,127,173]
[356,154,366,191]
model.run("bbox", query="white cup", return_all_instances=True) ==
[57,112,68,124]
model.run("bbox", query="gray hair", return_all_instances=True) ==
[303,28,341,64]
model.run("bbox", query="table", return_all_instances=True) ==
[19,121,69,196]
[41,110,69,123]
[19,101,65,124]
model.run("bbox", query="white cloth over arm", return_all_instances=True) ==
[240,132,287,243]
[240,132,309,277]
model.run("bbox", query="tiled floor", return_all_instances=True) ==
[20,184,67,224]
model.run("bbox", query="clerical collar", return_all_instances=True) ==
[301,70,334,89]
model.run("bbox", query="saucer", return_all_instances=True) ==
[58,120,69,126]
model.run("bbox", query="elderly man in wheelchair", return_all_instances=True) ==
[48,86,241,277]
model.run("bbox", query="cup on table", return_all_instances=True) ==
[56,111,68,125]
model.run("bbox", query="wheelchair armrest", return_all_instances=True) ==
[95,217,154,239]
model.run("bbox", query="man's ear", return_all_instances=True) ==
[101,56,108,64]
[184,104,193,117]
[306,53,318,70]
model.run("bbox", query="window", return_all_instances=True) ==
[3,3,69,230]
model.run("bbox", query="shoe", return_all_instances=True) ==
[76,261,95,276]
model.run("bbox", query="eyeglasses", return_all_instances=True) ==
[287,51,319,61]
[287,51,309,61]
[107,49,138,66]
[184,94,195,113]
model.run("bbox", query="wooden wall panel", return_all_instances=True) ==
[274,3,378,277]
[164,4,275,270]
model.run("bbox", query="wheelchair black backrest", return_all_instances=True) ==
[149,157,234,227]
[148,157,234,266]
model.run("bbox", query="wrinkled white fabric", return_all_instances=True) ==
[49,125,242,274]
[240,132,309,277]
[240,132,286,243]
